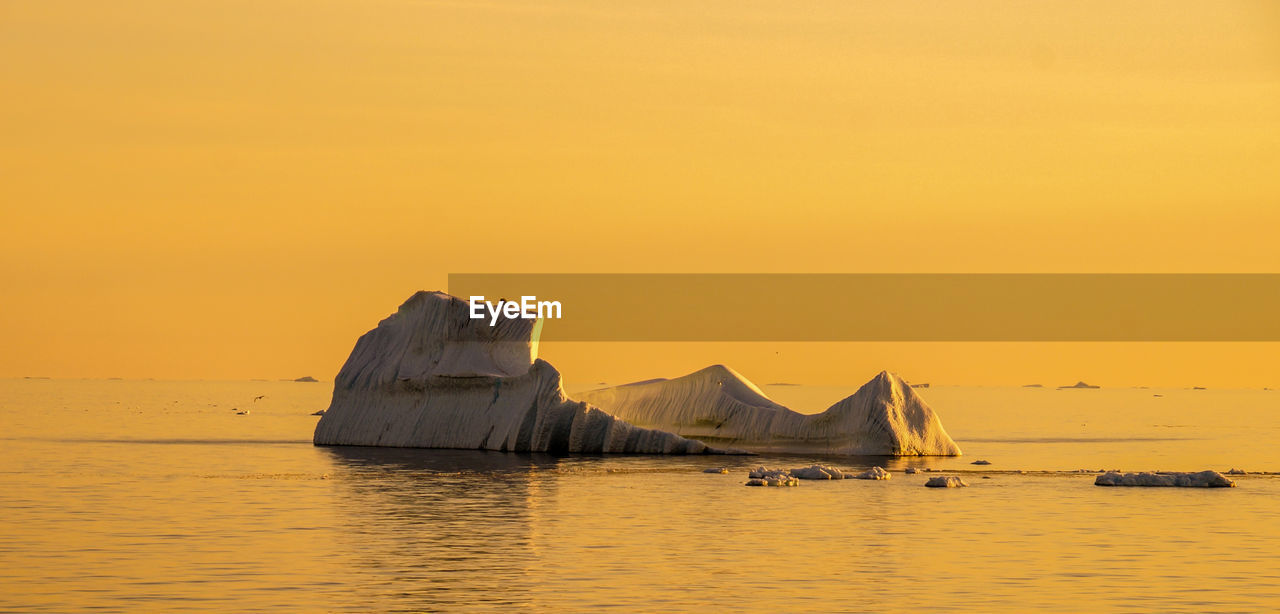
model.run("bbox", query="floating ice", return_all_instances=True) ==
[1094,471,1236,488]
[746,467,800,486]
[971,460,991,465]
[749,466,787,479]
[925,476,968,488]
[702,467,730,474]
[853,466,891,480]
[790,465,847,480]
[1058,381,1099,389]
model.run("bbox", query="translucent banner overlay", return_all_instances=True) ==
[447,274,1280,341]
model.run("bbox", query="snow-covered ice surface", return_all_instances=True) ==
[314,292,714,454]
[577,365,961,456]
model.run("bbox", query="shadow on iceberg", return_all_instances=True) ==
[314,291,719,454]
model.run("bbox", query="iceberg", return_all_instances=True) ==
[1094,471,1236,488]
[924,476,968,488]
[576,365,961,456]
[314,290,961,457]
[853,466,891,480]
[313,291,716,454]
[1058,381,1099,389]
[745,467,799,487]
[790,464,847,480]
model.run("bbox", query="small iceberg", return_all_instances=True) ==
[789,464,847,480]
[1058,381,1099,389]
[904,467,919,474]
[1226,468,1247,475]
[971,460,992,465]
[925,476,968,488]
[1094,471,1236,488]
[702,467,730,474]
[746,468,799,487]
[748,466,780,479]
[853,466,890,480]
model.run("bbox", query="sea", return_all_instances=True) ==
[2,378,1278,612]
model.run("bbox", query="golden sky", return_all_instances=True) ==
[2,1,1278,386]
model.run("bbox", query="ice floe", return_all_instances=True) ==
[853,466,891,480]
[925,476,968,488]
[1094,471,1236,488]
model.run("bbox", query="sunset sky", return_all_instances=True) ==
[2,1,1278,386]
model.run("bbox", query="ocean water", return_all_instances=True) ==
[1,378,1278,612]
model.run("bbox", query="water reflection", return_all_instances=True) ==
[320,448,576,611]
[323,446,571,474]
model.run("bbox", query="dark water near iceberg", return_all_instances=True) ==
[1,379,1278,612]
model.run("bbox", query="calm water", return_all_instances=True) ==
[2,379,1278,612]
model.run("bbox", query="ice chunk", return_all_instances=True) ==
[924,476,968,488]
[790,464,848,480]
[853,466,891,480]
[746,467,800,486]
[749,466,792,480]
[1094,471,1236,488]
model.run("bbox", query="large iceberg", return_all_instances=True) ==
[314,291,961,457]
[313,291,714,454]
[576,365,961,456]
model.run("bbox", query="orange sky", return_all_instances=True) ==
[1,1,1278,386]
